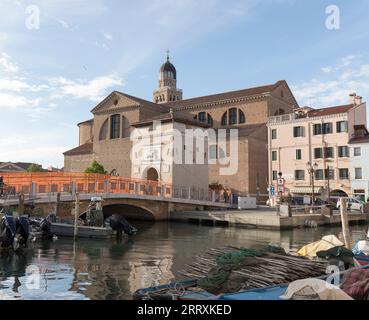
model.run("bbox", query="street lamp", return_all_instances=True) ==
[306,161,318,204]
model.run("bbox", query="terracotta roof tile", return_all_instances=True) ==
[307,104,355,117]
[64,143,93,156]
[163,80,287,109]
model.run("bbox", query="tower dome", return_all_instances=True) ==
[153,51,183,104]
[159,56,177,80]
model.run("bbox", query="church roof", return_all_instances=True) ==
[91,91,168,114]
[63,143,93,156]
[163,80,295,109]
[131,113,209,128]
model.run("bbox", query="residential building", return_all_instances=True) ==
[267,94,367,198]
[0,162,46,173]
[349,125,369,201]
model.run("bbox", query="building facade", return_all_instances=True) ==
[349,125,369,201]
[267,95,367,198]
[64,56,299,194]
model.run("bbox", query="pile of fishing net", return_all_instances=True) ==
[180,246,328,295]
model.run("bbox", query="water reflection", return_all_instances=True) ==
[0,221,367,300]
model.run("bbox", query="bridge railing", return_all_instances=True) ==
[0,172,224,204]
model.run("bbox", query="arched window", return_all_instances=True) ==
[110,114,120,139]
[239,110,245,124]
[99,119,108,141]
[122,116,130,138]
[198,112,207,123]
[198,112,214,127]
[207,114,213,127]
[229,108,237,125]
[221,112,227,126]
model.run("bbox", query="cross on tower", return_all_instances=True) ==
[166,49,170,61]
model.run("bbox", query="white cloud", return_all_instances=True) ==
[292,55,369,108]
[0,92,28,108]
[51,74,123,101]
[103,32,113,41]
[0,52,19,72]
[58,19,70,29]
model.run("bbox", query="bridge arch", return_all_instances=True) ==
[103,203,156,221]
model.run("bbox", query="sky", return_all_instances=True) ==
[1,0,369,168]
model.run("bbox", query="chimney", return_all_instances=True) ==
[349,92,357,104]
[355,95,363,106]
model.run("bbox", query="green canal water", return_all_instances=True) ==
[0,221,367,300]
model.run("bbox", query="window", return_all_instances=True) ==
[99,119,108,141]
[339,168,349,180]
[354,147,361,156]
[322,123,333,134]
[198,112,207,123]
[208,114,213,127]
[209,145,217,159]
[221,112,227,126]
[122,116,130,138]
[325,169,335,180]
[229,108,237,125]
[355,168,363,180]
[271,129,277,140]
[272,171,278,181]
[313,124,322,135]
[272,151,277,161]
[336,121,348,133]
[110,114,121,139]
[293,126,304,137]
[338,146,349,158]
[296,149,302,160]
[315,169,324,180]
[314,148,323,159]
[324,147,334,158]
[295,170,305,180]
[239,110,246,124]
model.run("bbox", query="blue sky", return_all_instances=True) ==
[1,0,369,167]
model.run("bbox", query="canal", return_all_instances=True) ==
[0,222,367,300]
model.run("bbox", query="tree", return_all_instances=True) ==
[27,163,43,172]
[84,160,107,174]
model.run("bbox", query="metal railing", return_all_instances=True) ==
[0,172,222,204]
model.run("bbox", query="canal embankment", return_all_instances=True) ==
[171,207,369,230]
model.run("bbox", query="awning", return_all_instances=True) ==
[288,187,322,195]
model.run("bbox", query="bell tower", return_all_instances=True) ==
[153,51,183,104]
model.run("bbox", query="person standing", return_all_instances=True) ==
[0,176,3,196]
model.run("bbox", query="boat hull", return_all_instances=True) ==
[50,223,114,239]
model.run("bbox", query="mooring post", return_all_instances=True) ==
[18,192,25,215]
[340,197,352,249]
[74,193,80,240]
[55,192,61,217]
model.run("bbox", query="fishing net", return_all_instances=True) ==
[198,246,286,293]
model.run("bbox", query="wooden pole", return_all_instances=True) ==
[74,193,80,240]
[340,197,352,249]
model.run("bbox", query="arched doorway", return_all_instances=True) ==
[146,168,159,182]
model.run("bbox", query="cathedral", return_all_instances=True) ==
[64,55,299,196]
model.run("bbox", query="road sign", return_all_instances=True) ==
[277,185,285,193]
[277,178,285,186]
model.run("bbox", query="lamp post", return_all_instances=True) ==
[306,161,318,204]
